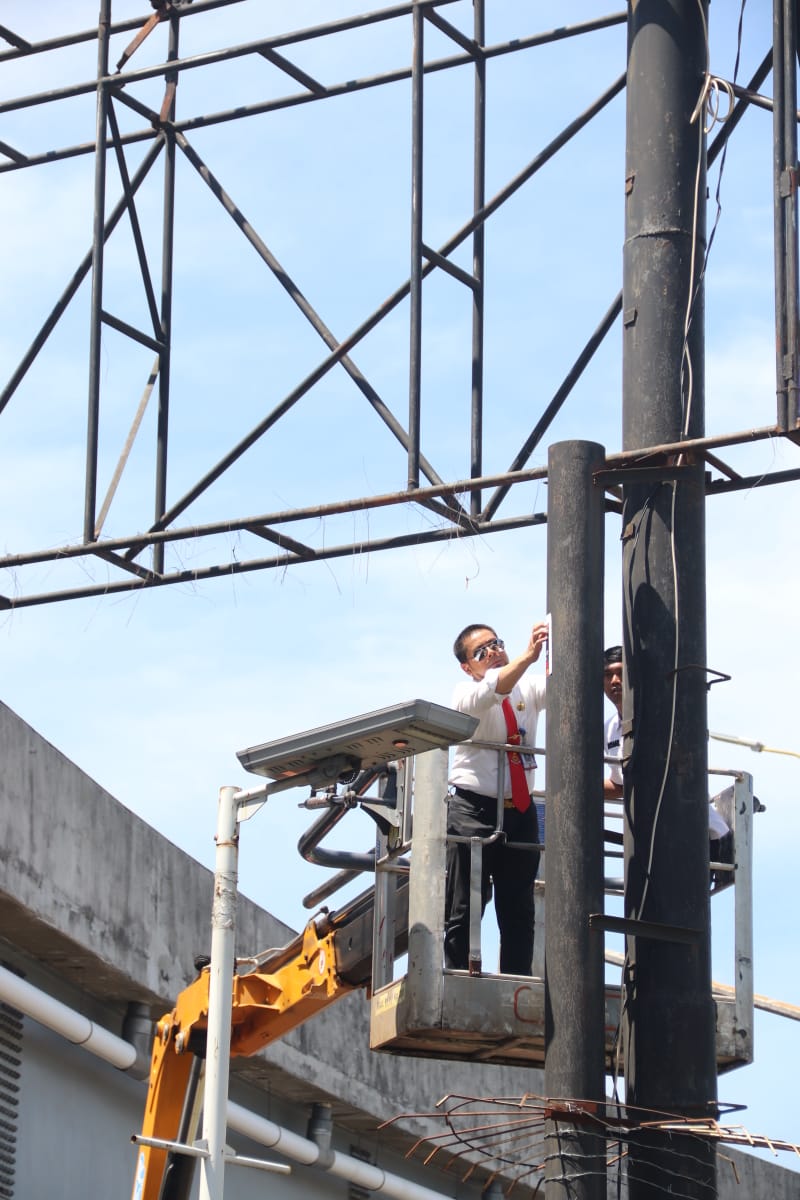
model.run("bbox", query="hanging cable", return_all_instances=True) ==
[682,0,748,438]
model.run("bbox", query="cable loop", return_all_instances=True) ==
[690,74,735,133]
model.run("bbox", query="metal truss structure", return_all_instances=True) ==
[0,0,798,609]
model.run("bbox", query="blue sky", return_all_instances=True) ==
[1,0,798,1174]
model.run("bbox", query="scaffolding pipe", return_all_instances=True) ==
[773,0,800,430]
[154,12,180,573]
[470,0,486,516]
[84,0,112,544]
[408,1,424,490]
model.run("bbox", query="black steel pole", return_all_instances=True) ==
[544,439,606,1200]
[773,0,800,432]
[773,0,789,430]
[154,12,180,574]
[784,0,800,431]
[84,0,112,542]
[407,0,424,490]
[622,3,717,1197]
[470,0,485,517]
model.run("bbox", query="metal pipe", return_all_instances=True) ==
[783,0,800,429]
[0,0,250,65]
[0,962,137,1070]
[703,464,800,492]
[0,512,545,610]
[296,765,394,871]
[408,1,424,490]
[0,416,790,574]
[774,0,789,428]
[731,775,754,1056]
[544,441,606,1200]
[13,410,786,576]
[95,359,160,538]
[84,0,112,544]
[470,0,486,517]
[0,10,620,121]
[303,867,364,910]
[154,12,180,574]
[0,20,626,179]
[0,470,543,569]
[198,786,240,1200]
[105,107,161,333]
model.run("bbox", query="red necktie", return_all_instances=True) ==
[501,697,531,813]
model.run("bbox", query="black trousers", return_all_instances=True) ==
[444,788,540,975]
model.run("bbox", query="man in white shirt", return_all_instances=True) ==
[603,646,624,800]
[602,645,731,857]
[446,620,548,975]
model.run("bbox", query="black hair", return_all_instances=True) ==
[453,623,496,663]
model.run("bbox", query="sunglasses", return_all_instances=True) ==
[472,637,504,662]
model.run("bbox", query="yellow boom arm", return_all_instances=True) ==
[132,918,354,1200]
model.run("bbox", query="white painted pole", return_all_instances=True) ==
[198,785,240,1200]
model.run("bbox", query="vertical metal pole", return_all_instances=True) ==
[731,773,754,1056]
[198,786,240,1200]
[773,0,788,430]
[154,12,180,574]
[372,758,412,989]
[470,0,486,517]
[622,3,716,1196]
[785,0,800,431]
[407,1,424,490]
[370,822,394,993]
[85,0,112,542]
[544,440,606,1200]
[405,748,448,1030]
[773,0,799,431]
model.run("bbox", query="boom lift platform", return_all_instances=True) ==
[131,700,755,1200]
[368,760,753,1074]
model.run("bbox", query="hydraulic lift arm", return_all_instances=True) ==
[133,915,359,1200]
[132,873,404,1200]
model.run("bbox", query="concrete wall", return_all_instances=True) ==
[0,698,285,1008]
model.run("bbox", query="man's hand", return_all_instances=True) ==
[495,617,549,694]
[526,620,549,663]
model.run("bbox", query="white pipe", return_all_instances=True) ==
[225,1103,321,1166]
[226,1103,454,1200]
[0,964,455,1200]
[199,785,240,1200]
[0,962,136,1070]
[327,1150,449,1200]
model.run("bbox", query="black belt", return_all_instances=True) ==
[454,787,526,810]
